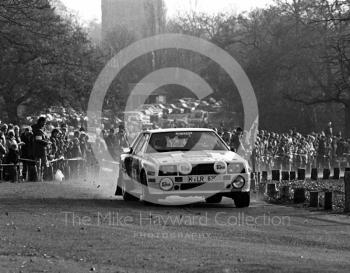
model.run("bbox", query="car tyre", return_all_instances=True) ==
[205,194,223,204]
[233,192,250,208]
[122,180,139,202]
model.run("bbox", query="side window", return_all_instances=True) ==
[133,134,149,155]
[139,134,150,154]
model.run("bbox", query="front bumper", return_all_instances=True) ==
[147,173,250,196]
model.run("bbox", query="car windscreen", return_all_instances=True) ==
[146,131,228,153]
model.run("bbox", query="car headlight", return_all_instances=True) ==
[178,162,192,175]
[232,176,245,189]
[159,178,174,191]
[227,163,246,174]
[159,165,178,176]
[214,161,227,174]
[144,164,156,176]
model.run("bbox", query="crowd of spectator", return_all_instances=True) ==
[0,115,133,182]
[0,117,95,182]
[215,122,350,172]
[1,116,349,183]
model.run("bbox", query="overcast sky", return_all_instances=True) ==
[60,0,273,23]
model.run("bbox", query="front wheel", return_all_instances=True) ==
[233,192,250,208]
[121,180,139,202]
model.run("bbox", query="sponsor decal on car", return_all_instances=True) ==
[214,161,227,174]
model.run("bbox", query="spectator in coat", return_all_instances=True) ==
[325,122,333,138]
[1,124,8,144]
[317,134,326,169]
[32,117,50,181]
[0,130,6,173]
[14,125,21,144]
[6,131,19,163]
[5,130,19,182]
[49,128,60,159]
[67,132,82,179]
[20,127,33,180]
[231,127,244,153]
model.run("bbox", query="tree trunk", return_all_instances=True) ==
[345,103,350,138]
[5,102,19,124]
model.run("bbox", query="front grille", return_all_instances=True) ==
[189,164,216,175]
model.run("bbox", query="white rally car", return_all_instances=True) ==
[115,128,250,207]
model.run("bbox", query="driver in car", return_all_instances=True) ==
[150,135,168,152]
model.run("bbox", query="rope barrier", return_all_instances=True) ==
[19,158,37,163]
[257,154,331,158]
[18,157,85,164]
[47,156,64,164]
[0,163,17,167]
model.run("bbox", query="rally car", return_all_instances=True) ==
[115,128,250,207]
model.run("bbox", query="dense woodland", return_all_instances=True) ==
[0,0,349,136]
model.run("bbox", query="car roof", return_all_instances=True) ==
[144,128,215,134]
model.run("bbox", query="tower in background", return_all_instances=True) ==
[101,0,166,40]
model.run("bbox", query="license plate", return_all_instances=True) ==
[188,175,217,183]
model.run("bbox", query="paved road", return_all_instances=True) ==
[0,180,349,273]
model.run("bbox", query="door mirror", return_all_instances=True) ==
[122,147,133,154]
